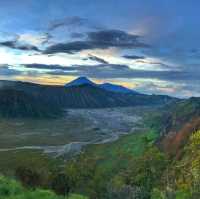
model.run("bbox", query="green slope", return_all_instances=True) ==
[0,175,87,199]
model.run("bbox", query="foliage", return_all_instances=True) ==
[106,184,144,199]
[0,175,87,199]
[15,166,42,188]
[51,173,70,196]
[1,126,200,199]
[76,131,163,198]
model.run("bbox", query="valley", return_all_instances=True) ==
[0,79,199,199]
[0,106,149,157]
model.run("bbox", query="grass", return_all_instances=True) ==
[0,150,60,176]
[82,129,158,173]
[0,110,160,198]
[0,129,158,179]
[0,117,95,148]
[0,106,154,148]
[0,126,159,176]
[0,175,88,199]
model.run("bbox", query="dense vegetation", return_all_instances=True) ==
[1,128,200,199]
[3,129,200,198]
[0,131,162,199]
[0,175,87,199]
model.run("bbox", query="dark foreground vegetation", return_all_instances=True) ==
[1,129,200,199]
[0,175,87,199]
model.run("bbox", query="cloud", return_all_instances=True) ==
[47,64,198,86]
[23,63,128,73]
[122,55,145,60]
[23,62,188,81]
[44,41,92,54]
[48,16,88,31]
[134,80,200,98]
[24,63,70,70]
[0,40,40,52]
[86,54,109,64]
[18,32,52,46]
[9,63,200,97]
[44,29,148,54]
[70,32,85,39]
[135,59,178,70]
[0,65,22,76]
[48,16,103,31]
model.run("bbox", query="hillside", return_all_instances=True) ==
[60,100,200,198]
[0,175,87,199]
[156,97,200,155]
[0,89,61,118]
[0,80,176,110]
[164,97,200,132]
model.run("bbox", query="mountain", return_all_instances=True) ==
[0,89,61,118]
[65,77,138,94]
[65,76,95,87]
[99,83,138,94]
[0,80,177,117]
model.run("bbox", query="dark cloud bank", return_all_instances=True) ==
[22,63,198,83]
[0,40,40,52]
[44,29,148,54]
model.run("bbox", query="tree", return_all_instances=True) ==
[106,184,145,199]
[121,147,167,198]
[51,173,70,196]
[15,166,42,189]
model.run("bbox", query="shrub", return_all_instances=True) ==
[15,166,42,188]
[51,173,70,196]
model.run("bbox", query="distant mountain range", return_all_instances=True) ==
[0,77,177,118]
[65,76,138,94]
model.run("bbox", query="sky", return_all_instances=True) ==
[0,0,199,98]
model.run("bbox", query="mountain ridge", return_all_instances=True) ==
[65,76,138,94]
[0,79,177,118]
[65,76,96,87]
